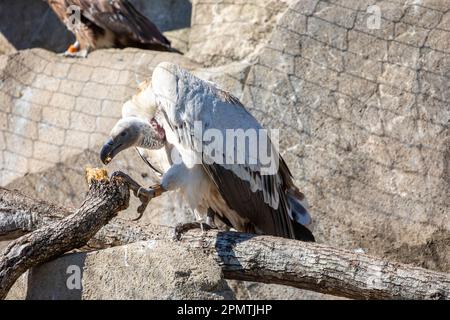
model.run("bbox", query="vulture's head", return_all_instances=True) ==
[100,116,166,165]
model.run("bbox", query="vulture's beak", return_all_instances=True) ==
[100,138,122,165]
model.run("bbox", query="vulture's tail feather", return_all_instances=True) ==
[287,191,312,226]
[287,189,315,241]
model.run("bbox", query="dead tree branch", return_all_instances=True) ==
[0,178,130,299]
[0,182,449,300]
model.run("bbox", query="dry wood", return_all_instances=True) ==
[1,183,449,300]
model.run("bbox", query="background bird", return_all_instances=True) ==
[100,62,315,242]
[46,0,173,57]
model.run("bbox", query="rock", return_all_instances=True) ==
[6,241,235,300]
[0,33,16,55]
[227,280,344,300]
[164,28,191,54]
[1,0,449,300]
[239,0,450,268]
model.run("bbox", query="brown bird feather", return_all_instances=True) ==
[47,0,173,56]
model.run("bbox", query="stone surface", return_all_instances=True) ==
[1,48,198,224]
[0,32,16,55]
[164,28,191,54]
[1,0,449,300]
[6,241,235,300]
[0,0,74,53]
[239,0,450,269]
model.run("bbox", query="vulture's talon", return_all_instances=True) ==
[173,222,213,241]
[132,209,145,221]
[111,171,141,191]
[111,171,157,220]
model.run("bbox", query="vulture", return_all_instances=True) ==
[100,62,315,241]
[46,0,173,57]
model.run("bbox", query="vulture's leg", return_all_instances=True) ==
[161,163,215,239]
[173,209,218,240]
[61,41,80,57]
[111,171,165,220]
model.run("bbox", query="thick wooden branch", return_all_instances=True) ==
[1,185,449,300]
[0,187,70,240]
[0,178,130,299]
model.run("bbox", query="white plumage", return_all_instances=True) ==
[101,62,314,241]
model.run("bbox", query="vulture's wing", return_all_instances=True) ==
[71,0,170,47]
[152,63,311,239]
[47,0,69,23]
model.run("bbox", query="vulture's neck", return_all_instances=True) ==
[139,124,156,148]
[138,122,165,149]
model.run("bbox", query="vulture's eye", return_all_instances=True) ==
[120,131,127,137]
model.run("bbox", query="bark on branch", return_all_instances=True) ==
[1,184,449,300]
[0,178,129,299]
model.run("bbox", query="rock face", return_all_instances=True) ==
[239,0,450,269]
[1,0,449,300]
[7,241,235,300]
[187,0,294,66]
[0,33,16,55]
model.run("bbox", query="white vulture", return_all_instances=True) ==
[100,62,314,241]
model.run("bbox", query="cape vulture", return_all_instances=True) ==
[46,0,173,57]
[100,62,314,241]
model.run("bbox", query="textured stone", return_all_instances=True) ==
[0,48,198,185]
[0,32,16,55]
[240,0,450,265]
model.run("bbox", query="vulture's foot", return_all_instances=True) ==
[61,49,89,58]
[111,171,161,220]
[173,222,214,241]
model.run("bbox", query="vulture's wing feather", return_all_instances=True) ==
[74,0,170,47]
[152,63,309,238]
[135,147,163,176]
